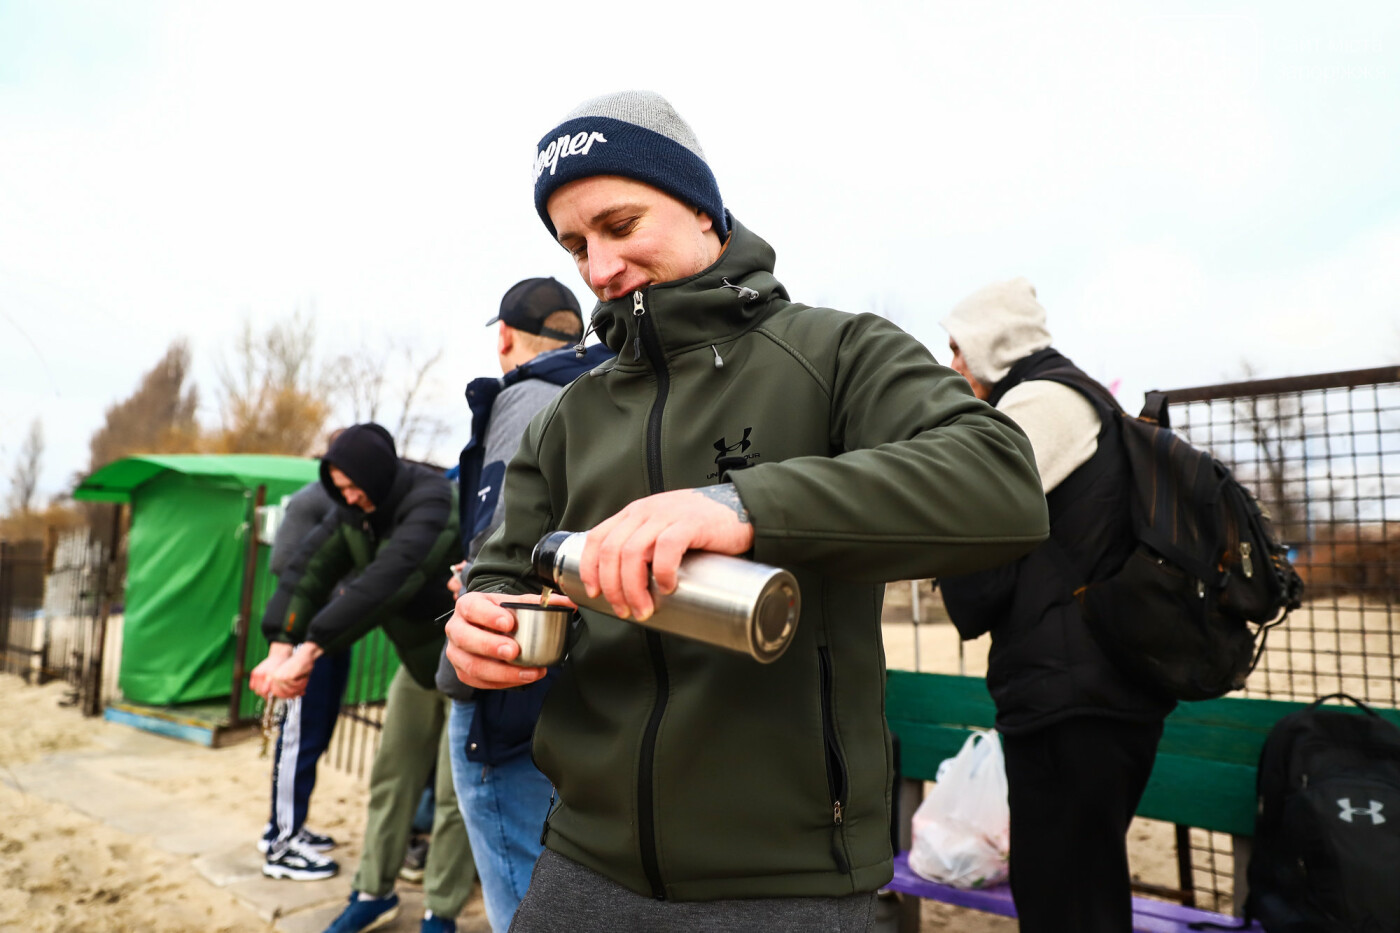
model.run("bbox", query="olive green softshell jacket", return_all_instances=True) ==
[468,217,1049,899]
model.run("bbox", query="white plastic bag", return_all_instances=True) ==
[907,729,1010,890]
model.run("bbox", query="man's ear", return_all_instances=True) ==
[497,322,513,357]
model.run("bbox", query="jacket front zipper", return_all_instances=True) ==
[634,289,671,899]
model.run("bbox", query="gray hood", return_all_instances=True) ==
[941,277,1053,387]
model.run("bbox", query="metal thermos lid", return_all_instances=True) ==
[531,531,572,582]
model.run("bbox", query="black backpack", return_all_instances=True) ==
[1246,694,1400,932]
[1047,384,1306,701]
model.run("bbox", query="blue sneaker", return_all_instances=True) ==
[420,911,456,933]
[323,892,400,933]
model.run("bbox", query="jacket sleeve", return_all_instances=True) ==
[467,381,561,567]
[260,509,353,644]
[305,480,457,652]
[730,312,1049,582]
[465,407,558,597]
[937,565,1019,640]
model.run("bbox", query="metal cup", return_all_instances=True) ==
[501,602,571,667]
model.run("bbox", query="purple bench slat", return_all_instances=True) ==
[889,852,1017,916]
[889,852,1264,932]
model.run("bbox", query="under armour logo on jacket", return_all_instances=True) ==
[1337,798,1386,825]
[714,428,753,461]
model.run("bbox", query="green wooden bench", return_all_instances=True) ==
[883,670,1369,932]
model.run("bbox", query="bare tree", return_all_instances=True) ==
[6,419,44,516]
[1226,362,1310,545]
[327,341,450,461]
[211,312,332,455]
[88,339,202,472]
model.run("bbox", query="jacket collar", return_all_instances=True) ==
[367,462,413,535]
[588,214,788,364]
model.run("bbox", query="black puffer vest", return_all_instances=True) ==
[940,348,1175,733]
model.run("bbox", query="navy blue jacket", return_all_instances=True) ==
[447,343,614,765]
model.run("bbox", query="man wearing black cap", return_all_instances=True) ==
[435,278,611,933]
[261,424,476,933]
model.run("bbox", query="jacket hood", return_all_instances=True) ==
[588,212,789,364]
[319,423,398,510]
[940,277,1052,387]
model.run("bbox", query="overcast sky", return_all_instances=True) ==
[3,2,1398,502]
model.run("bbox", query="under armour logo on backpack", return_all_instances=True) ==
[1337,798,1386,825]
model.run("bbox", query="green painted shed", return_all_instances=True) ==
[75,454,319,708]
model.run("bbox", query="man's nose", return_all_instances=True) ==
[588,240,624,292]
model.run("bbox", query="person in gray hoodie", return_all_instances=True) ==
[939,278,1173,933]
[436,277,612,933]
[250,477,349,881]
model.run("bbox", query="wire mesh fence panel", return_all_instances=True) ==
[1162,366,1400,909]
[327,625,399,780]
[1168,370,1400,707]
[1185,828,1238,915]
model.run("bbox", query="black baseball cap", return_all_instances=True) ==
[486,277,583,341]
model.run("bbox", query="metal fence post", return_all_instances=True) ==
[228,485,267,725]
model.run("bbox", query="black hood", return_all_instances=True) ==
[320,423,398,510]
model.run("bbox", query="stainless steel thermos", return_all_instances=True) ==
[531,531,801,663]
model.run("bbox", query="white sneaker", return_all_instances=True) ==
[262,840,339,881]
[258,826,337,854]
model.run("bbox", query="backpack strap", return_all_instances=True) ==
[1306,692,1381,717]
[1140,391,1172,428]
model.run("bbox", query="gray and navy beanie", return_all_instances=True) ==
[533,90,727,240]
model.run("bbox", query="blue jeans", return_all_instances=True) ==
[448,699,553,933]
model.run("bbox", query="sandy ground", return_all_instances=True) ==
[0,675,489,932]
[0,677,271,933]
[0,580,1246,933]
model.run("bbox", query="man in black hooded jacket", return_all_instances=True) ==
[261,423,476,933]
[939,279,1174,933]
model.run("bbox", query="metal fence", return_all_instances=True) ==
[1161,365,1400,913]
[881,364,1400,916]
[1,522,125,715]
[0,539,48,681]
[325,629,399,779]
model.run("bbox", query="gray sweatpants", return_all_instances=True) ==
[509,849,877,933]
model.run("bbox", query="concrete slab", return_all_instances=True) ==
[192,842,270,887]
[227,871,352,924]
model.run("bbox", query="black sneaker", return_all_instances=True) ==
[398,834,429,883]
[262,840,339,881]
[258,826,337,854]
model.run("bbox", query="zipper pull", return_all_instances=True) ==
[1240,542,1254,578]
[833,800,844,825]
[539,786,558,846]
[632,290,645,362]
